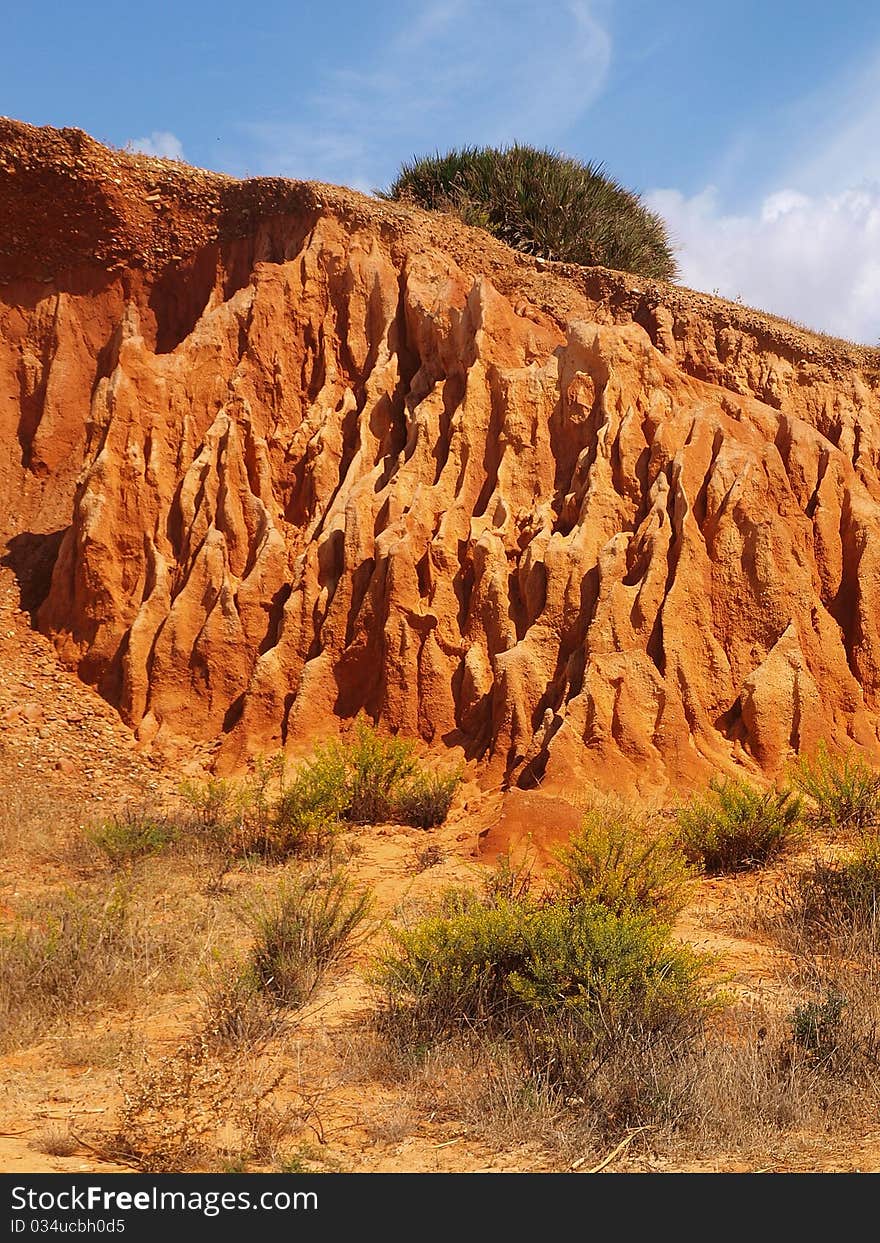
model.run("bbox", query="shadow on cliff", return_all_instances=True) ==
[2,530,65,622]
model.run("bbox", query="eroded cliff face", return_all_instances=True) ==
[3,119,880,792]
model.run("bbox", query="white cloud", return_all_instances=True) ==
[647,42,880,346]
[236,0,611,190]
[648,183,880,345]
[129,131,185,161]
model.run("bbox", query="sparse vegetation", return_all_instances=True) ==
[383,144,678,280]
[772,839,880,948]
[201,967,286,1051]
[482,853,534,905]
[0,781,90,858]
[53,1029,142,1070]
[32,1126,79,1158]
[676,776,802,873]
[90,807,179,867]
[367,839,880,1148]
[108,1040,302,1172]
[11,727,880,1172]
[248,869,371,1007]
[204,868,371,1048]
[175,721,460,866]
[366,917,880,1151]
[554,798,692,920]
[789,742,880,833]
[180,757,334,862]
[788,989,849,1065]
[412,842,445,872]
[0,885,178,1050]
[373,861,718,1138]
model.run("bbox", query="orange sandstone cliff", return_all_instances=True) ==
[2,117,880,795]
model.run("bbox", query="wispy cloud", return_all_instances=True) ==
[648,183,880,344]
[234,0,612,191]
[129,131,185,160]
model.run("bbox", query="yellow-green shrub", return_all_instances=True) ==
[374,891,708,1046]
[676,777,801,873]
[789,742,880,834]
[554,801,692,920]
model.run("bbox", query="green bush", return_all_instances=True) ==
[294,719,459,828]
[676,777,802,873]
[247,869,371,1009]
[178,775,240,851]
[554,800,692,920]
[270,756,347,856]
[335,719,419,824]
[383,144,678,280]
[181,758,337,861]
[789,742,880,834]
[395,769,461,829]
[374,889,708,1047]
[789,989,847,1063]
[791,838,880,931]
[179,762,281,858]
[179,723,460,864]
[90,808,178,867]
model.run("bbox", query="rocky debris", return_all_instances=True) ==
[3,119,880,795]
[0,116,308,282]
[0,567,191,804]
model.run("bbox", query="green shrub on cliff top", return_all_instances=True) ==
[383,144,677,280]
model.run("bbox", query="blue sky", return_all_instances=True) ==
[6,1,880,341]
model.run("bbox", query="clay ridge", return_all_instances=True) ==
[2,119,880,793]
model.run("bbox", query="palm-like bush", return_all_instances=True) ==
[383,144,677,280]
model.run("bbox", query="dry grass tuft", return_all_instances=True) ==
[0,875,221,1051]
[412,843,445,873]
[0,780,90,857]
[201,866,371,1050]
[103,1038,321,1172]
[31,1125,79,1158]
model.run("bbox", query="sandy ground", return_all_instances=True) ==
[2,561,880,1175]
